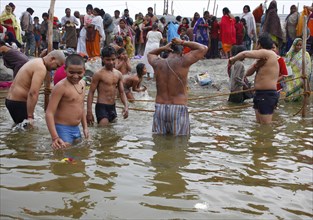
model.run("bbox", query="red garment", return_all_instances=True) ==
[235,22,244,45]
[277,56,288,91]
[2,19,16,38]
[219,15,236,45]
[210,21,219,39]
[177,23,189,35]
[53,64,66,85]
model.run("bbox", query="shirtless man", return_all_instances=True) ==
[123,62,147,102]
[0,40,29,78]
[115,47,131,75]
[5,50,65,125]
[46,54,88,149]
[229,33,279,124]
[148,38,207,135]
[87,46,128,126]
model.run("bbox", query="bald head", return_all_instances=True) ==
[44,50,66,71]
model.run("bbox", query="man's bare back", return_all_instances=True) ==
[7,58,46,101]
[148,38,208,105]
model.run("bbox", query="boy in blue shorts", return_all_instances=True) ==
[45,54,89,149]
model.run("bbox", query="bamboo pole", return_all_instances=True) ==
[213,0,216,15]
[207,0,211,11]
[301,16,308,117]
[44,0,56,111]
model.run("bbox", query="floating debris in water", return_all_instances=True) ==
[194,202,209,210]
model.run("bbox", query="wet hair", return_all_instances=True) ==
[114,10,120,14]
[176,15,182,22]
[148,7,153,11]
[42,12,49,18]
[160,17,165,22]
[211,16,217,22]
[101,46,116,58]
[243,5,250,12]
[117,47,126,55]
[222,7,230,15]
[65,8,70,13]
[124,9,129,13]
[235,16,240,23]
[34,16,39,20]
[257,32,274,49]
[171,44,183,54]
[9,2,15,8]
[65,54,85,69]
[182,17,189,25]
[136,63,145,78]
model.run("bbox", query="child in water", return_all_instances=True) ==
[123,63,147,102]
[46,54,89,149]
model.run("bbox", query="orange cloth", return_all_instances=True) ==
[296,8,310,37]
[308,14,313,37]
[86,30,100,58]
[222,43,232,53]
[253,4,263,23]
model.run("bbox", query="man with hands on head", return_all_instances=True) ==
[147,38,207,135]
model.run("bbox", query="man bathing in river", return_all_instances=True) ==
[229,33,279,124]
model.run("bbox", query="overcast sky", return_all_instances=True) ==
[1,0,311,21]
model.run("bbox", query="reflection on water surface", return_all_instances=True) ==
[0,91,312,219]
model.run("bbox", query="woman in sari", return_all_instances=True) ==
[0,5,21,43]
[219,7,236,58]
[284,38,312,101]
[113,18,135,58]
[193,11,210,48]
[86,8,105,58]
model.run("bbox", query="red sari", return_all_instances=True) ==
[220,15,236,53]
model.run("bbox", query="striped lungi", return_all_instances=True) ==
[152,103,190,136]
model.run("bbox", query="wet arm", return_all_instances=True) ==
[86,74,99,114]
[177,38,208,66]
[45,87,63,141]
[27,69,45,118]
[117,75,129,118]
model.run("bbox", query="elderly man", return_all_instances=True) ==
[5,50,65,125]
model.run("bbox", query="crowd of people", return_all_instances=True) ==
[0,1,312,149]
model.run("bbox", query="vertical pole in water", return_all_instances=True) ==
[154,4,156,15]
[44,0,56,111]
[282,5,284,14]
[213,0,216,15]
[301,16,308,117]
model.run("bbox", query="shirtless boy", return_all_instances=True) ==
[87,46,129,126]
[229,33,279,124]
[148,38,207,135]
[115,47,131,75]
[5,50,65,125]
[123,63,147,101]
[45,54,89,149]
